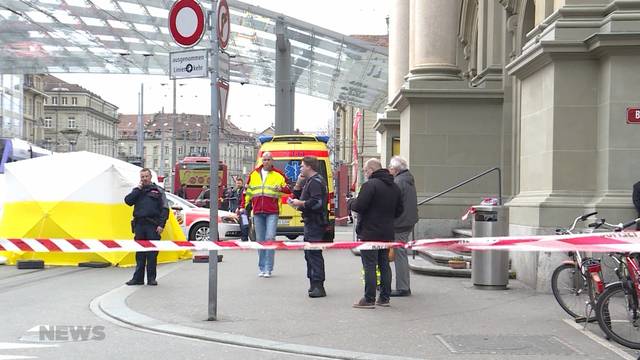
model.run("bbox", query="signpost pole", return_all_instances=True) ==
[171,78,177,191]
[208,0,220,322]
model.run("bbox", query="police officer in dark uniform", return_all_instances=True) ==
[124,168,169,286]
[289,156,329,298]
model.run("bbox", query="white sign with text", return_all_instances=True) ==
[170,49,208,79]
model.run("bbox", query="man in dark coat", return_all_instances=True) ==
[348,158,403,308]
[388,156,418,297]
[228,178,244,212]
[124,168,169,286]
[290,156,329,298]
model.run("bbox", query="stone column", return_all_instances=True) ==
[409,0,463,80]
[377,0,409,169]
[388,0,410,99]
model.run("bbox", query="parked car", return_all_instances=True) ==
[166,193,241,241]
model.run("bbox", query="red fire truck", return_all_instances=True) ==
[173,157,227,207]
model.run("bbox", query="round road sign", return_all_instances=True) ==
[169,0,206,48]
[217,0,230,49]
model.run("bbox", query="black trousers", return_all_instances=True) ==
[304,223,325,283]
[132,222,160,283]
[361,249,391,303]
[240,224,250,241]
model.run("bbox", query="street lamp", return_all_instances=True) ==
[60,128,81,152]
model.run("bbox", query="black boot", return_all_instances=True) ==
[308,281,326,298]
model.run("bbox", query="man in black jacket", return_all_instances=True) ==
[228,178,244,212]
[290,156,329,298]
[348,158,403,308]
[124,168,169,286]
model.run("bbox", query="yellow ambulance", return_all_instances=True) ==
[253,135,335,241]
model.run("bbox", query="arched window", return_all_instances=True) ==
[522,0,536,43]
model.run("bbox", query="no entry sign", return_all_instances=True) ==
[169,0,206,48]
[628,108,640,124]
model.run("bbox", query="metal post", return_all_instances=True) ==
[171,79,177,191]
[56,87,60,152]
[159,129,165,177]
[274,19,294,135]
[183,128,188,157]
[137,83,144,163]
[0,76,3,138]
[208,0,221,322]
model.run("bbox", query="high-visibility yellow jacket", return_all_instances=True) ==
[242,166,290,215]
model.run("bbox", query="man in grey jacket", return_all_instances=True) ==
[388,156,418,296]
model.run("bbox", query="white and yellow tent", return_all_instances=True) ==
[0,151,190,266]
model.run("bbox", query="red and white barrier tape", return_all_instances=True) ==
[2,231,640,253]
[411,231,640,252]
[0,239,403,253]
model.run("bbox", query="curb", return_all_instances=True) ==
[91,262,423,360]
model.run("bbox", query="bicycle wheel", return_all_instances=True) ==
[551,263,591,319]
[595,282,640,349]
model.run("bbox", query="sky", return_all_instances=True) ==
[57,0,389,133]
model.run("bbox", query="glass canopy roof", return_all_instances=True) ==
[0,0,388,111]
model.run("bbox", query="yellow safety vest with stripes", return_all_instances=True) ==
[244,167,288,214]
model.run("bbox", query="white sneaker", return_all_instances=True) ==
[263,272,272,278]
[258,272,265,277]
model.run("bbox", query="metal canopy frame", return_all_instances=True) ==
[0,0,388,111]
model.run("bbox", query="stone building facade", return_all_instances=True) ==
[382,0,640,290]
[22,74,46,145]
[43,75,118,155]
[117,113,257,186]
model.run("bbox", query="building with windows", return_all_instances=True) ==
[117,113,257,185]
[43,75,118,155]
[0,74,23,139]
[382,0,640,290]
[334,104,382,189]
[22,74,46,144]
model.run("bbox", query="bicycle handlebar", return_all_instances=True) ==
[566,212,599,233]
[590,218,640,232]
[621,218,639,230]
[580,211,598,221]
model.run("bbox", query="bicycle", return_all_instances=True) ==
[551,212,606,322]
[593,218,640,349]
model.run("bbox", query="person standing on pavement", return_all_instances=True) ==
[348,158,403,309]
[228,178,244,212]
[388,156,418,297]
[220,186,230,211]
[290,156,329,298]
[234,178,250,241]
[124,168,169,286]
[242,151,290,277]
[175,183,187,199]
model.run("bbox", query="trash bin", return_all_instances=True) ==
[471,205,509,289]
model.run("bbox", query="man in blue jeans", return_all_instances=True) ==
[242,152,289,277]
